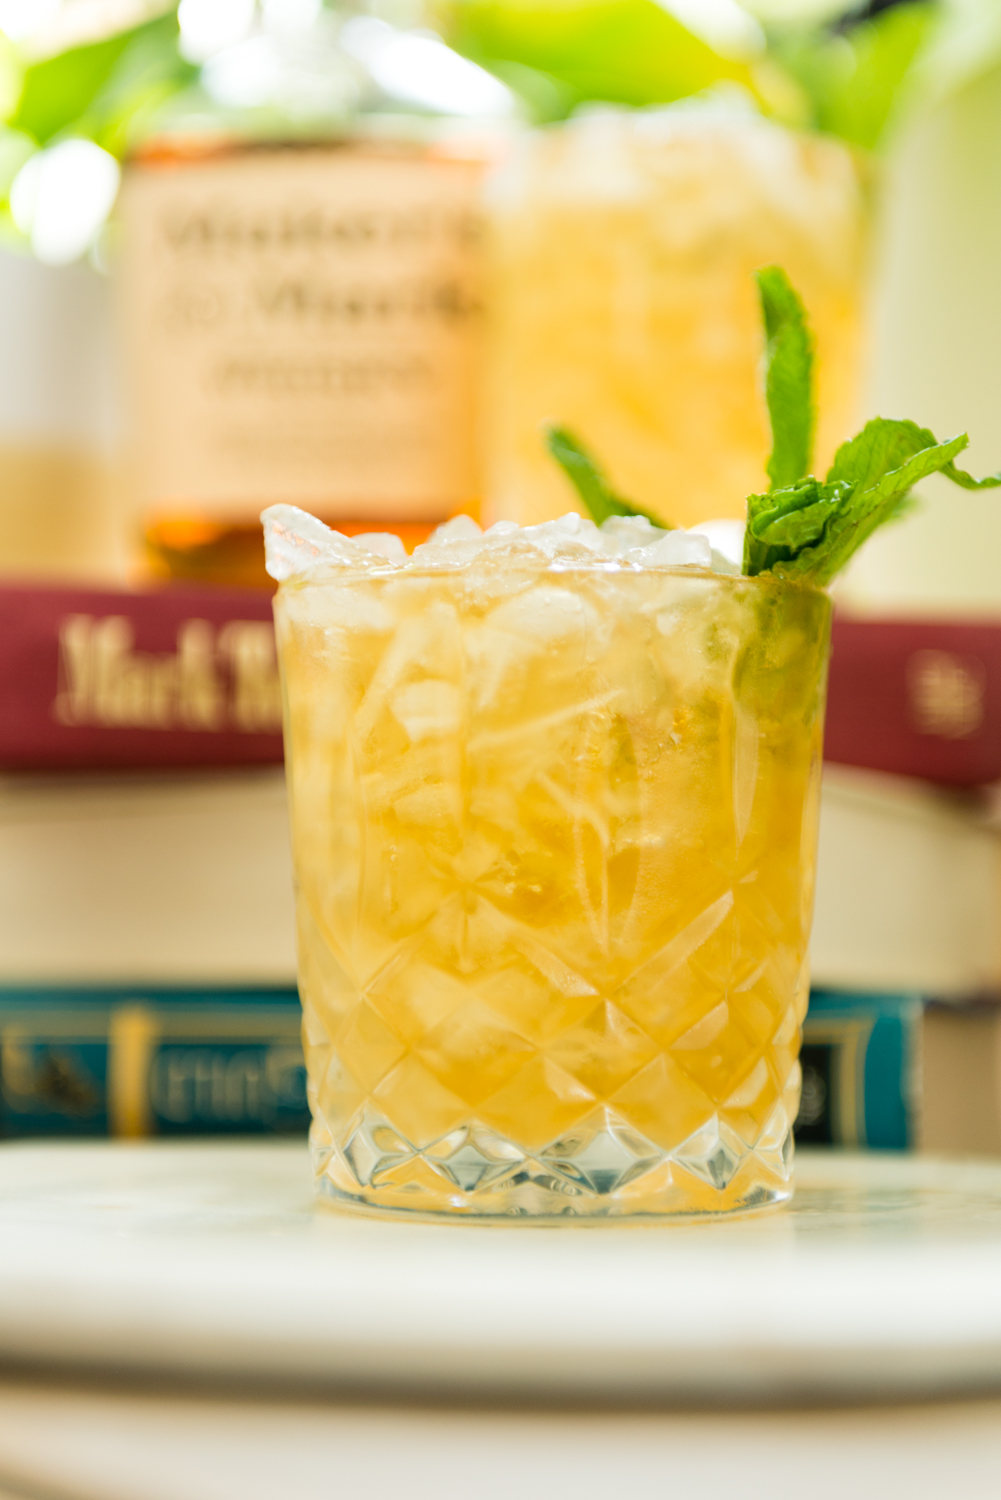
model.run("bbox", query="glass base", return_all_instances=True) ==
[311,1106,794,1221]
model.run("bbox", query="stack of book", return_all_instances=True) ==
[807,614,1001,1154]
[0,579,307,1138]
[4,581,1001,1155]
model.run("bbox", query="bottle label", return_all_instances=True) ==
[119,145,484,524]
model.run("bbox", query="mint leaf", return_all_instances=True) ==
[940,460,1001,491]
[756,265,815,491]
[544,424,669,528]
[828,417,946,491]
[743,477,853,577]
[827,413,1000,495]
[763,421,980,585]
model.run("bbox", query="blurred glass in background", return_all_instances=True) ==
[485,104,866,529]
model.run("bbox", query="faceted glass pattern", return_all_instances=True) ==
[276,564,831,1218]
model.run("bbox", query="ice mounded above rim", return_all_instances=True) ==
[262,506,743,583]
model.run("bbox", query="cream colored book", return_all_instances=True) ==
[0,763,997,996]
[0,769,296,984]
[811,766,1001,998]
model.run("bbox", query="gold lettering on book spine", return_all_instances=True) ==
[218,621,284,731]
[52,614,282,733]
[108,1004,159,1138]
[906,649,986,740]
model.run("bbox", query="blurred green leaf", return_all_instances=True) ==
[482,57,578,122]
[73,14,194,158]
[769,1,936,150]
[11,30,135,144]
[9,12,187,152]
[0,126,34,194]
[438,0,754,114]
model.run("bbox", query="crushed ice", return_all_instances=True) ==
[262,504,742,582]
[261,505,383,581]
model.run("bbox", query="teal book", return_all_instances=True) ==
[0,984,931,1147]
[797,989,923,1150]
[0,986,308,1137]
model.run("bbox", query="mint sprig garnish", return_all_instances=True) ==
[757,265,815,492]
[545,263,1001,585]
[544,424,671,530]
[828,417,1001,496]
[745,265,1001,582]
[743,476,853,579]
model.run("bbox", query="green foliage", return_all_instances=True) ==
[0,126,33,195]
[544,424,668,527]
[826,414,942,492]
[766,2,936,150]
[741,267,1001,584]
[10,12,188,153]
[941,455,1001,491]
[72,15,195,158]
[441,0,953,150]
[11,31,135,145]
[743,475,851,577]
[746,416,1001,585]
[480,57,577,123]
[756,265,814,491]
[438,0,753,120]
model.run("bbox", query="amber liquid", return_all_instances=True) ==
[144,514,451,590]
[277,562,831,1218]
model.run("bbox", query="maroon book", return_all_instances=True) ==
[825,614,1001,787]
[6,584,999,786]
[0,581,284,770]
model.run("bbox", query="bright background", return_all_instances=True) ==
[0,0,999,609]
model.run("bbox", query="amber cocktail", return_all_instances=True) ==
[269,509,831,1219]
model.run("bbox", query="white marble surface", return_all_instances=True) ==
[3,1378,1001,1500]
[4,1141,1001,1404]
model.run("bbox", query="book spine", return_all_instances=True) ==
[0,990,308,1137]
[825,616,1001,787]
[2,987,926,1145]
[0,583,285,770]
[797,990,923,1149]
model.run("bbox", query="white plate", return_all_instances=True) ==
[5,1140,1001,1403]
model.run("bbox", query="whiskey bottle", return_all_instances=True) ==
[117,4,504,587]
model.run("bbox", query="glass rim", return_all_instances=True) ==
[276,562,831,597]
